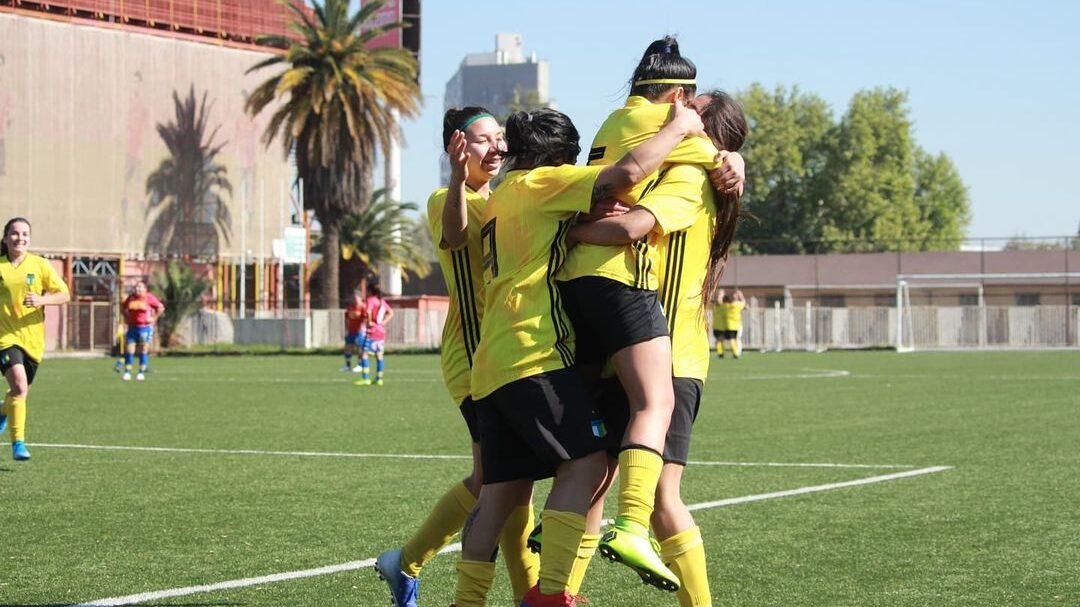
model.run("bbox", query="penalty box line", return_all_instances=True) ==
[34,442,918,469]
[66,465,952,607]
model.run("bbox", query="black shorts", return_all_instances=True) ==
[596,376,703,465]
[558,276,668,366]
[715,329,738,340]
[459,396,481,443]
[0,345,38,385]
[477,367,607,484]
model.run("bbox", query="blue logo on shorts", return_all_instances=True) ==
[591,418,607,439]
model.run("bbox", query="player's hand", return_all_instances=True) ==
[580,199,630,222]
[669,98,706,138]
[449,130,470,184]
[23,293,42,307]
[709,151,745,196]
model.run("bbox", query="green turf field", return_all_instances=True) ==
[3,350,1078,606]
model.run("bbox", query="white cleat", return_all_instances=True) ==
[136,372,146,381]
[122,372,132,381]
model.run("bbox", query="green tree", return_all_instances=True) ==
[502,86,549,120]
[145,87,233,259]
[820,87,918,251]
[735,84,833,254]
[335,189,431,281]
[245,0,420,308]
[912,149,970,250]
[150,261,212,347]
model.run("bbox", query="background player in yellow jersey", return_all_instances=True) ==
[555,37,744,592]
[455,104,705,607]
[0,217,71,461]
[712,290,746,359]
[569,90,749,607]
[376,107,539,607]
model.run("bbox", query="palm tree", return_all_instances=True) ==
[245,0,420,308]
[336,188,431,280]
[145,86,233,258]
[150,260,212,347]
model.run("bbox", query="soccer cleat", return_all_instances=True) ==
[136,372,146,381]
[351,365,363,373]
[374,378,384,386]
[519,584,578,607]
[354,378,372,386]
[340,364,352,372]
[114,360,123,373]
[0,413,7,435]
[122,372,132,381]
[598,517,680,592]
[527,524,543,554]
[374,548,420,607]
[13,440,31,461]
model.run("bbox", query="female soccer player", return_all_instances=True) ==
[120,280,164,381]
[555,36,743,591]
[356,283,392,386]
[375,107,539,607]
[713,289,745,359]
[342,290,367,372]
[570,89,749,607]
[0,217,71,460]
[455,102,704,607]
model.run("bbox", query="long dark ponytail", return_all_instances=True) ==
[1,217,30,259]
[698,92,749,304]
[629,36,698,101]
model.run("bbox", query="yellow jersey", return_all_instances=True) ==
[0,253,70,362]
[427,187,487,406]
[712,301,746,332]
[470,165,603,399]
[558,96,720,291]
[646,164,718,382]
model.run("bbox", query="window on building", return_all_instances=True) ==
[1014,293,1041,306]
[959,294,980,306]
[819,295,846,308]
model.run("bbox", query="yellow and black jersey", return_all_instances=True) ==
[0,253,70,362]
[558,96,720,291]
[427,187,487,406]
[647,164,718,382]
[714,301,746,332]
[470,165,603,400]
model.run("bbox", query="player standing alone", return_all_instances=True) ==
[120,280,164,381]
[712,290,744,359]
[0,217,71,460]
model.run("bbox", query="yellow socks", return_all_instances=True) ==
[454,560,495,607]
[731,340,741,358]
[7,395,26,442]
[660,526,711,607]
[537,510,586,594]
[617,448,664,528]
[401,481,476,578]
[716,341,724,356]
[500,503,540,602]
[567,532,600,595]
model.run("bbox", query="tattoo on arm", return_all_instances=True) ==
[591,181,615,203]
[461,503,481,544]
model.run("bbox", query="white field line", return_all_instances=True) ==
[708,368,852,380]
[66,465,951,607]
[32,442,916,470]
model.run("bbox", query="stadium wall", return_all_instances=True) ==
[0,12,292,259]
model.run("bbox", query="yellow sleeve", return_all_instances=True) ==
[40,258,69,295]
[667,136,721,169]
[528,165,604,215]
[636,164,708,236]
[427,189,449,250]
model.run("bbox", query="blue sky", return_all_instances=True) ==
[386,0,1078,240]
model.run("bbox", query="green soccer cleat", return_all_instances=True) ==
[598,517,680,592]
[526,524,543,554]
[374,378,384,386]
[354,378,371,386]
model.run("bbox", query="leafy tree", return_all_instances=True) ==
[145,87,232,258]
[912,149,969,250]
[735,84,832,254]
[150,261,212,347]
[330,189,431,281]
[246,0,421,308]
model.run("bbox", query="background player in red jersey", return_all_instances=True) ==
[342,290,368,372]
[120,280,164,381]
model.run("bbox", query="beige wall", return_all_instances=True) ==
[0,13,292,258]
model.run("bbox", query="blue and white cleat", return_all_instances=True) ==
[374,548,419,607]
[13,440,31,461]
[0,413,7,435]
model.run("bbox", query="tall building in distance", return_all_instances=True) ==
[442,33,552,181]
